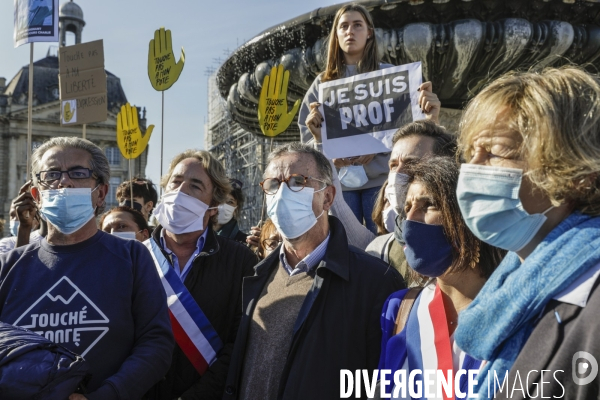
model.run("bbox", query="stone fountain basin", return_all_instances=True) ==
[216,0,600,139]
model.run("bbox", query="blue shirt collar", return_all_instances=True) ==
[159,228,208,281]
[279,233,330,276]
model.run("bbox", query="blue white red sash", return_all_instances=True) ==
[394,283,482,400]
[144,238,223,375]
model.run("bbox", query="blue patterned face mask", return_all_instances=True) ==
[456,164,554,252]
[39,186,99,235]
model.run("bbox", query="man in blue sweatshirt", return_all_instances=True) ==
[0,137,174,400]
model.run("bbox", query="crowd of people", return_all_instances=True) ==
[0,3,599,400]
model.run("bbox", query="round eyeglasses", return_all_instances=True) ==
[262,238,282,251]
[260,174,328,195]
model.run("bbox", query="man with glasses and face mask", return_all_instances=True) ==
[0,137,174,399]
[145,150,257,400]
[223,143,404,400]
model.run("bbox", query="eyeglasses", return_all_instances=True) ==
[260,174,328,195]
[229,179,243,190]
[132,178,153,191]
[119,200,144,213]
[37,168,97,184]
[262,238,282,250]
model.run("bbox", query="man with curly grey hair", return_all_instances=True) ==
[0,137,174,399]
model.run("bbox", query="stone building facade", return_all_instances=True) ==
[0,1,149,237]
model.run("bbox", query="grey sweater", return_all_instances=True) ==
[238,265,314,400]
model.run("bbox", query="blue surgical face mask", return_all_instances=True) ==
[266,183,325,239]
[9,220,19,237]
[456,164,554,252]
[339,165,369,188]
[39,186,98,234]
[402,219,454,277]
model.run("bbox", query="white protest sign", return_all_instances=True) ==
[13,0,59,48]
[318,62,423,159]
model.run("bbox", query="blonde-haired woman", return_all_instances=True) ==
[454,67,600,399]
[298,3,440,234]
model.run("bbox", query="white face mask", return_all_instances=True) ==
[153,190,216,234]
[266,183,324,239]
[112,231,136,240]
[339,165,369,188]
[217,204,236,225]
[385,171,410,213]
[382,206,398,234]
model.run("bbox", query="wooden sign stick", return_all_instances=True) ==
[25,43,34,220]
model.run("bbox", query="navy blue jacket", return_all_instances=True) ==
[0,322,89,399]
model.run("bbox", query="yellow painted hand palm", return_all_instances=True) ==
[63,102,74,122]
[148,27,185,91]
[117,103,154,159]
[258,65,300,137]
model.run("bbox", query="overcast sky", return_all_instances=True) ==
[0,0,342,185]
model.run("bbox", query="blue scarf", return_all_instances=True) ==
[454,212,600,399]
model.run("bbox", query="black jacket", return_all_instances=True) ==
[216,219,248,246]
[146,225,258,400]
[223,216,405,400]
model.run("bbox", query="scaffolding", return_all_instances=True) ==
[205,71,285,233]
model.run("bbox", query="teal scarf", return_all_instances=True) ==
[455,212,600,398]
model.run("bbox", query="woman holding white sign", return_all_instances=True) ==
[299,3,440,235]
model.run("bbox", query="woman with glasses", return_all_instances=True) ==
[100,206,150,241]
[256,219,281,260]
[214,179,248,245]
[378,157,505,397]
[299,3,440,234]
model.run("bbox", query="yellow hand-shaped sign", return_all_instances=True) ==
[148,27,185,91]
[258,64,300,137]
[63,102,74,123]
[117,103,154,159]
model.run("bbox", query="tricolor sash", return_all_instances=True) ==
[393,283,482,400]
[144,238,223,375]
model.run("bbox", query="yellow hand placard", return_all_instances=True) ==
[63,102,74,122]
[148,27,185,91]
[258,64,300,137]
[117,103,154,159]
